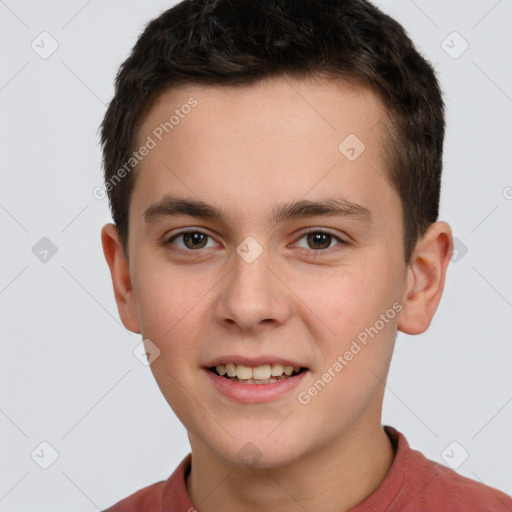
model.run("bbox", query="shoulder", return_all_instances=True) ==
[101,453,193,512]
[387,427,512,511]
[408,456,512,511]
[102,480,166,512]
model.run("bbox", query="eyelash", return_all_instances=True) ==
[163,228,348,257]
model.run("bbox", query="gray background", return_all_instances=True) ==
[1,0,511,510]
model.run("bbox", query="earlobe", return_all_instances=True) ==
[101,223,141,333]
[397,221,453,335]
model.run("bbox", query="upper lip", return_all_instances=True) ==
[203,355,308,369]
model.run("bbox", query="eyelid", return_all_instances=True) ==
[164,227,214,241]
[299,226,346,237]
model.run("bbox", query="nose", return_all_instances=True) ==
[214,245,291,332]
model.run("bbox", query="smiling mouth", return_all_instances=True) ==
[207,363,307,384]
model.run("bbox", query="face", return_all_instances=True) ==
[119,77,411,468]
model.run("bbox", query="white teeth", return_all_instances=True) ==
[214,363,302,380]
[236,364,253,380]
[271,364,284,376]
[253,364,272,380]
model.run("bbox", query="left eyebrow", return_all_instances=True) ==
[143,195,373,225]
[271,197,373,225]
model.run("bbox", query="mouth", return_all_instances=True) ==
[207,363,307,385]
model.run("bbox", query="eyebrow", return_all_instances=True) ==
[143,195,373,226]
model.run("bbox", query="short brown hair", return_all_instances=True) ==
[100,0,444,263]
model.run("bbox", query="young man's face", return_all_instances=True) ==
[113,77,412,467]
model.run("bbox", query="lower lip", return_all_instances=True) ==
[204,368,309,403]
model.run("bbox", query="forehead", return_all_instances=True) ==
[131,76,397,228]
[137,76,387,150]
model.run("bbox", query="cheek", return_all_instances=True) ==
[299,259,401,371]
[131,257,209,349]
[131,261,209,418]
[299,264,392,334]
[134,249,186,305]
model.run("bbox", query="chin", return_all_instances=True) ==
[211,434,305,470]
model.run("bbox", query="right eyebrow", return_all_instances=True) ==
[144,196,226,223]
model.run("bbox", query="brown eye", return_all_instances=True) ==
[294,230,345,251]
[306,232,332,250]
[182,232,208,249]
[166,231,215,251]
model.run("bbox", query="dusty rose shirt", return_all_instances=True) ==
[103,426,512,511]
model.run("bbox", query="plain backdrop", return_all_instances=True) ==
[1,1,511,510]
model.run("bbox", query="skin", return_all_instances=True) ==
[101,76,453,512]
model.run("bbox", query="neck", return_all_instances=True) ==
[186,420,394,512]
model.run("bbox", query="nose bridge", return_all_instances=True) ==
[217,239,289,329]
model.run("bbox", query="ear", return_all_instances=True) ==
[101,223,141,333]
[397,221,453,335]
